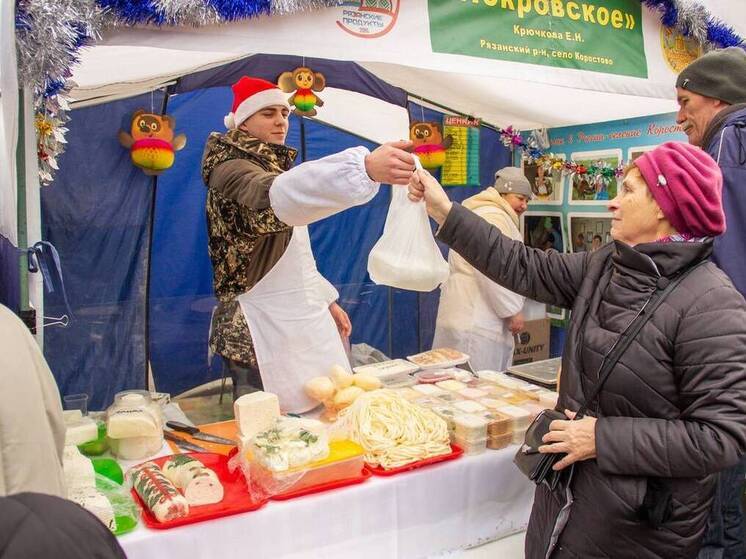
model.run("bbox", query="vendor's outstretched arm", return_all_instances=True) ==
[270,141,414,226]
[409,169,587,308]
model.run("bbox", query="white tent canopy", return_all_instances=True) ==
[70,0,744,132]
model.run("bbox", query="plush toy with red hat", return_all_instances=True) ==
[223,76,291,130]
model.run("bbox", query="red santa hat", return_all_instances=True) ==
[224,76,290,130]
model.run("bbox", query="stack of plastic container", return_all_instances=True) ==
[452,414,489,455]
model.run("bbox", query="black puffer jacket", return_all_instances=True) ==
[0,493,126,559]
[437,203,746,559]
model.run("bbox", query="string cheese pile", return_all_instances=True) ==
[336,390,451,469]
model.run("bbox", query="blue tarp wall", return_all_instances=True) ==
[42,55,510,408]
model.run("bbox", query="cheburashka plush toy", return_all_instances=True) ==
[118,110,187,175]
[277,67,326,117]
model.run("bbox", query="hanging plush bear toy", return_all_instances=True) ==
[277,67,326,117]
[409,121,452,170]
[118,110,187,175]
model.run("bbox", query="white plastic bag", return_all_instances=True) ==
[367,185,449,292]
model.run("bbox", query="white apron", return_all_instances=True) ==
[237,227,349,413]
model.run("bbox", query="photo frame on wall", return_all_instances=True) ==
[569,148,622,205]
[522,155,564,205]
[568,212,613,254]
[520,211,566,253]
[627,145,658,163]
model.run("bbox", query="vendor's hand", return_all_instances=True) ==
[508,312,525,335]
[365,140,415,185]
[539,410,597,471]
[329,302,352,338]
[408,169,453,225]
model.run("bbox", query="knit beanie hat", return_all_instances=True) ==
[634,142,725,237]
[224,76,290,130]
[493,167,533,199]
[675,47,746,105]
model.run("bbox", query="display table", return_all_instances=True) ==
[119,445,535,559]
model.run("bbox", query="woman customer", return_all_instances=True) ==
[408,141,746,558]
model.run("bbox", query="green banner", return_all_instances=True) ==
[428,0,647,78]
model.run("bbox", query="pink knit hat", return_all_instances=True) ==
[634,142,725,237]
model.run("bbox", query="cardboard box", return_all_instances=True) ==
[512,318,550,365]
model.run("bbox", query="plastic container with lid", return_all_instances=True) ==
[512,428,529,445]
[273,440,366,495]
[391,387,421,401]
[481,411,512,436]
[496,405,531,432]
[452,400,487,414]
[414,369,454,384]
[458,387,489,400]
[406,348,470,370]
[353,359,420,379]
[106,391,164,460]
[487,433,513,450]
[453,435,487,456]
[412,384,448,397]
[435,379,467,392]
[520,402,545,422]
[478,398,509,410]
[380,372,417,389]
[453,414,488,442]
[539,391,559,409]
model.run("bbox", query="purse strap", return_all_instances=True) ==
[575,259,708,419]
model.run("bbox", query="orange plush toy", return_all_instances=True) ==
[409,121,452,170]
[277,67,326,117]
[118,110,187,175]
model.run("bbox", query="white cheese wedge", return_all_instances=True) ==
[64,417,98,446]
[234,391,281,440]
[68,487,116,532]
[107,408,160,438]
[63,445,95,490]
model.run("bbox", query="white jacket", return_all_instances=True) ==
[433,188,525,371]
[0,305,66,497]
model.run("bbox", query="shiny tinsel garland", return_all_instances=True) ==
[13,0,745,185]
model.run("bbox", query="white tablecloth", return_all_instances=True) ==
[119,446,535,559]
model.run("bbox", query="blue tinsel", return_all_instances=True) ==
[95,0,167,25]
[44,79,67,98]
[640,0,744,49]
[706,18,744,48]
[207,0,271,21]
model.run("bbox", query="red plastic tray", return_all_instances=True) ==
[271,467,372,501]
[129,452,265,529]
[365,444,464,476]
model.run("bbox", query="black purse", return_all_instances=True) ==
[514,261,706,490]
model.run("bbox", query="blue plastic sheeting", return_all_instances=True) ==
[0,235,19,312]
[173,54,407,108]
[40,92,163,409]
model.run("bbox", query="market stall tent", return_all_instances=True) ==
[8,0,745,407]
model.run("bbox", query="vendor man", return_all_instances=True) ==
[202,76,414,412]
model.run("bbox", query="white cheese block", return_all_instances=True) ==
[108,435,163,461]
[163,455,224,506]
[69,487,116,532]
[233,391,281,440]
[251,417,329,473]
[63,445,95,490]
[107,408,160,439]
[64,417,98,446]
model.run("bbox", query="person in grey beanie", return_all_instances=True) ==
[677,46,746,559]
[432,166,532,371]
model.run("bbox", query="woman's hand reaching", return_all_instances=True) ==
[408,169,453,225]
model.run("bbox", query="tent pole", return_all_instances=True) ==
[144,88,170,391]
[299,116,307,162]
[16,89,28,312]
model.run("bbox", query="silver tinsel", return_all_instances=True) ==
[270,0,342,16]
[675,1,712,50]
[149,0,222,27]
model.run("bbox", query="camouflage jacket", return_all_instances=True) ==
[201,129,298,365]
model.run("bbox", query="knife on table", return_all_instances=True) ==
[166,421,237,446]
[163,430,210,453]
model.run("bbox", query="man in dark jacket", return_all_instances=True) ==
[676,47,746,559]
[0,493,126,559]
